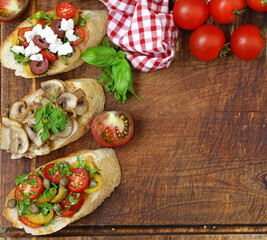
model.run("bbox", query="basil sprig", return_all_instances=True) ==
[81,37,143,104]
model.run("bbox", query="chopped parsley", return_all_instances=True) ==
[48,161,72,177]
[18,198,31,218]
[39,202,53,216]
[66,193,80,211]
[77,154,101,178]
[15,174,29,185]
[77,13,90,27]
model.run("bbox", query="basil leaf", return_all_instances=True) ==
[18,198,31,217]
[15,174,29,186]
[81,46,118,67]
[39,202,53,216]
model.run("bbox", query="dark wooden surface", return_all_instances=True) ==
[0,0,266,239]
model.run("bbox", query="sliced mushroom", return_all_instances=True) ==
[9,125,29,154]
[32,101,43,111]
[57,117,73,138]
[57,93,78,110]
[9,102,31,123]
[74,97,88,115]
[67,119,78,139]
[2,117,22,128]
[73,89,85,99]
[65,108,77,119]
[30,143,50,156]
[40,97,50,106]
[41,80,66,98]
[23,113,36,129]
[1,124,11,150]
[24,124,44,148]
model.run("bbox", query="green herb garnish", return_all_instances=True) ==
[39,202,53,216]
[77,13,90,27]
[15,174,29,185]
[42,215,55,227]
[10,48,26,64]
[76,154,101,178]
[18,198,31,218]
[66,195,79,211]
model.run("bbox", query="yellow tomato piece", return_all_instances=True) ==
[73,10,80,26]
[36,188,57,203]
[28,210,54,225]
[12,32,19,46]
[84,174,102,194]
[50,186,68,203]
[70,157,94,170]
[24,65,36,77]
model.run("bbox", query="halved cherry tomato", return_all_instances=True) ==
[28,210,54,225]
[15,175,44,201]
[67,168,89,193]
[36,18,48,26]
[43,162,66,184]
[41,49,58,62]
[91,111,134,147]
[19,215,42,228]
[60,192,85,212]
[56,2,76,19]
[18,27,33,48]
[55,209,75,218]
[51,171,66,184]
[43,163,55,181]
[71,27,85,46]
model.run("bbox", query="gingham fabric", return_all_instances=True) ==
[101,0,179,72]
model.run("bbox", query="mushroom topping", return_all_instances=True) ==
[57,117,73,138]
[33,144,50,156]
[57,93,78,110]
[40,97,50,106]
[67,119,78,139]
[41,80,66,98]
[23,114,36,129]
[65,108,77,119]
[73,89,85,99]
[1,124,11,150]
[24,124,44,148]
[9,125,29,154]
[2,116,22,128]
[32,101,43,111]
[9,102,31,123]
[74,97,88,115]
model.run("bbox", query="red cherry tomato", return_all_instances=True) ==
[41,49,58,62]
[67,168,89,193]
[209,0,245,24]
[15,175,44,201]
[18,27,33,48]
[36,18,48,26]
[56,2,76,19]
[60,192,85,212]
[230,24,265,60]
[71,27,85,46]
[246,0,267,12]
[43,163,55,181]
[189,24,225,62]
[172,0,209,30]
[19,215,42,228]
[91,111,134,147]
[51,171,66,185]
[55,209,75,218]
[0,0,29,23]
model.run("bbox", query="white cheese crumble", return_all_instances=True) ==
[25,41,41,57]
[66,30,78,42]
[49,38,62,53]
[60,18,74,31]
[58,42,73,56]
[11,46,25,55]
[30,53,43,61]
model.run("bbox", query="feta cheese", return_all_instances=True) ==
[58,42,73,56]
[30,54,43,61]
[11,46,25,55]
[24,31,35,43]
[32,24,43,36]
[49,38,62,53]
[66,30,78,42]
[40,25,55,39]
[25,41,41,57]
[46,34,58,44]
[60,18,74,31]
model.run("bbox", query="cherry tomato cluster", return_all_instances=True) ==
[173,0,266,61]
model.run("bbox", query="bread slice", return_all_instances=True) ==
[3,148,121,235]
[0,10,108,78]
[0,78,105,158]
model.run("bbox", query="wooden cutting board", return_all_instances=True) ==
[0,0,266,238]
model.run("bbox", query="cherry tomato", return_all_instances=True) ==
[91,111,134,147]
[0,0,29,23]
[15,175,44,201]
[36,18,48,26]
[19,215,42,228]
[51,171,66,185]
[172,0,209,30]
[18,27,33,48]
[55,209,75,218]
[60,192,85,212]
[209,0,245,24]
[71,27,85,46]
[41,49,58,62]
[246,0,267,12]
[43,162,66,184]
[230,24,265,60]
[56,2,76,19]
[67,168,89,193]
[189,24,225,62]
[43,163,55,181]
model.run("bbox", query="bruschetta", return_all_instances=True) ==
[0,2,108,78]
[0,78,105,159]
[3,149,121,235]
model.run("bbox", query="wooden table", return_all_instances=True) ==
[0,0,266,239]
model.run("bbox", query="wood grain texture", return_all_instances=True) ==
[0,0,266,238]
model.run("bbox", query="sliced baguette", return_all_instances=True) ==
[0,10,108,78]
[0,78,105,158]
[3,148,121,235]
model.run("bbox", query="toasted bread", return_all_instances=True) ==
[0,10,108,78]
[3,148,121,235]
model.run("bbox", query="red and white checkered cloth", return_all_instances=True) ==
[101,0,179,72]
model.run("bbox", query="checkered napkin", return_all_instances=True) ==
[101,0,179,72]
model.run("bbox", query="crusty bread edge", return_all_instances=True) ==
[3,148,121,235]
